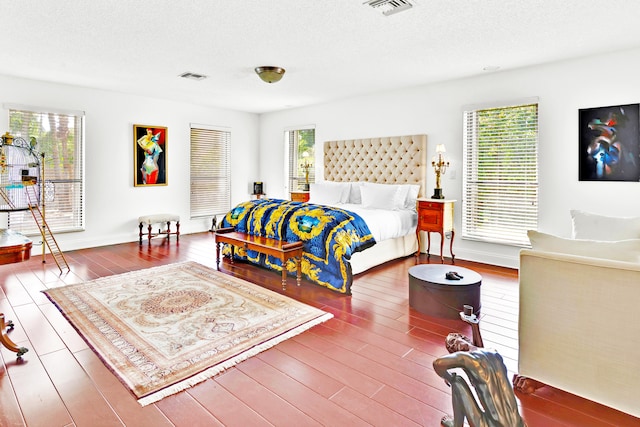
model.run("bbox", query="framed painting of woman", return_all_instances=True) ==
[134,125,167,186]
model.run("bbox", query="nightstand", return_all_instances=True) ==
[290,191,310,202]
[416,199,455,263]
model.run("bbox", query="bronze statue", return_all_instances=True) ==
[433,349,527,427]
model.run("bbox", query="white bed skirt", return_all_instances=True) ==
[351,232,417,275]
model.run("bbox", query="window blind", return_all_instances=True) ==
[190,126,230,219]
[462,103,538,246]
[8,107,84,235]
[286,127,315,191]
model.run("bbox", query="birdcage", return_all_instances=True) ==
[0,136,41,211]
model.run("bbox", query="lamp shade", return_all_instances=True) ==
[435,144,446,153]
[255,66,285,83]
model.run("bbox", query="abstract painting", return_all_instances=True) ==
[579,104,640,181]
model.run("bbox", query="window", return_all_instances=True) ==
[286,127,315,192]
[190,125,230,219]
[7,106,84,234]
[462,101,538,246]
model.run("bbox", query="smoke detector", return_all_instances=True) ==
[364,0,414,16]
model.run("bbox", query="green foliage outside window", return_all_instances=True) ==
[8,108,84,234]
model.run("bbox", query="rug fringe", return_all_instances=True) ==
[137,312,333,406]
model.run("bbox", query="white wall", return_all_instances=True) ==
[259,47,640,268]
[3,47,639,266]
[0,74,259,252]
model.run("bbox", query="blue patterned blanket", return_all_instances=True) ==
[220,198,375,294]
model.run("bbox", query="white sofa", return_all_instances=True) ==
[517,211,640,418]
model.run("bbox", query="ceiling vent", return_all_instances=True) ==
[179,72,208,81]
[364,0,413,16]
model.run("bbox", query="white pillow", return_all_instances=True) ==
[357,182,421,210]
[403,184,420,210]
[308,182,350,205]
[360,182,405,210]
[343,181,420,208]
[527,230,640,263]
[570,210,640,241]
[347,182,365,204]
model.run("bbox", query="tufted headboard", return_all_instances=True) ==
[323,134,427,197]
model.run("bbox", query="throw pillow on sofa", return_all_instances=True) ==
[570,210,640,241]
[527,230,640,263]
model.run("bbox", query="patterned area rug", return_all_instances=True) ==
[44,261,332,406]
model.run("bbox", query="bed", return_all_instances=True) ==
[323,134,427,273]
[220,134,427,294]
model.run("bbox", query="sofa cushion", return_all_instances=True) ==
[570,210,640,241]
[527,230,640,263]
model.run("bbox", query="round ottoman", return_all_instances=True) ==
[408,264,482,319]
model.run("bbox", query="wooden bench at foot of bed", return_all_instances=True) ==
[215,227,303,290]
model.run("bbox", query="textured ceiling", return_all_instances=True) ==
[2,0,640,114]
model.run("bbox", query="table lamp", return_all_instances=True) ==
[432,144,450,199]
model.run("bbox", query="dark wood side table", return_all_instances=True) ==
[408,264,481,319]
[290,191,310,202]
[416,198,455,263]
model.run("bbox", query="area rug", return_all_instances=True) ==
[43,261,332,406]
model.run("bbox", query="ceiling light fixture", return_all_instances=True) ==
[255,66,286,84]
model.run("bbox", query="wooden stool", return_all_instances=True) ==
[138,214,180,244]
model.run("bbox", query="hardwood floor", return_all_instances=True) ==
[1,232,638,426]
